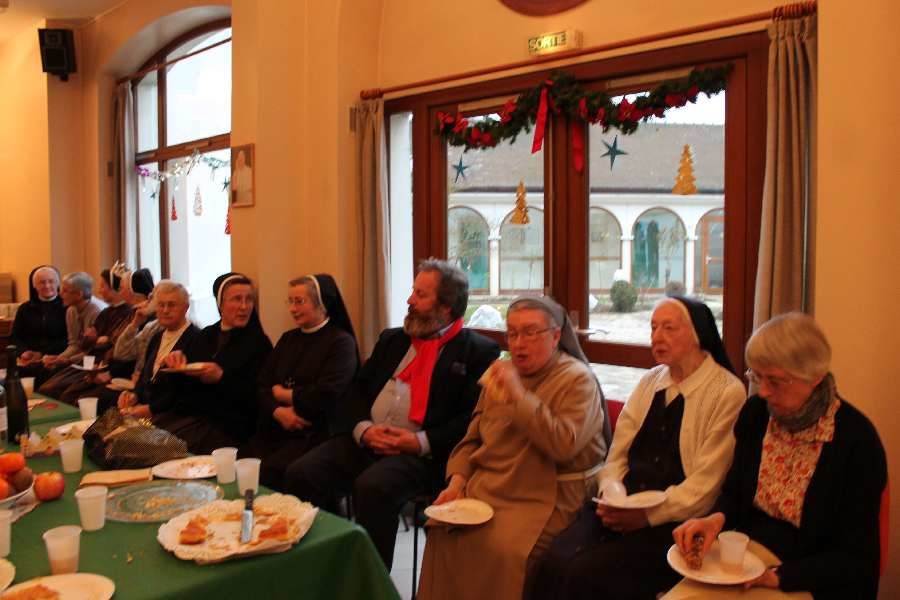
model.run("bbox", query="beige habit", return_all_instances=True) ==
[417,351,606,600]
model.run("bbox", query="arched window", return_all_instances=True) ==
[500,208,544,294]
[133,20,231,326]
[632,208,686,290]
[447,206,490,293]
[694,208,725,293]
[589,208,622,292]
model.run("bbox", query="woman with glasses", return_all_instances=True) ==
[153,273,272,454]
[243,274,359,490]
[530,296,745,600]
[667,313,886,600]
[418,296,609,600]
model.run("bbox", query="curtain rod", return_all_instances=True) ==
[116,36,232,85]
[360,1,816,100]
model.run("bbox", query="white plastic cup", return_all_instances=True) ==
[78,397,98,420]
[212,447,238,484]
[718,531,750,573]
[43,525,82,574]
[21,377,35,397]
[74,486,108,531]
[59,439,85,473]
[0,510,12,557]
[82,356,95,370]
[235,458,261,494]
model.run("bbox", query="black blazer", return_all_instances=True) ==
[134,323,204,416]
[715,395,886,600]
[341,327,499,483]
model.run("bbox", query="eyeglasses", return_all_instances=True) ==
[505,327,555,343]
[285,297,308,307]
[224,294,254,306]
[744,369,794,390]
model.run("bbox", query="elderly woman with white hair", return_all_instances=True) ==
[530,296,746,600]
[417,295,610,600]
[10,265,67,384]
[668,313,887,600]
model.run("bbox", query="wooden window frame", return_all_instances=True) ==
[385,32,767,375]
[132,18,232,278]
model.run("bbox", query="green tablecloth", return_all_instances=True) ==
[6,426,400,600]
[28,394,81,426]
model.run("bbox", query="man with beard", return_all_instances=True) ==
[284,258,499,568]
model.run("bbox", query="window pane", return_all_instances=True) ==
[165,149,232,327]
[589,208,623,291]
[447,114,544,329]
[136,71,158,152]
[587,90,725,344]
[166,30,231,146]
[137,163,162,281]
[591,363,648,403]
[388,111,414,328]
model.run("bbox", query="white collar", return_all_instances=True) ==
[655,353,718,397]
[302,317,330,334]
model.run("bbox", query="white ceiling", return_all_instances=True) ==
[0,0,125,45]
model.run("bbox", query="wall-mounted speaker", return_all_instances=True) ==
[38,29,76,81]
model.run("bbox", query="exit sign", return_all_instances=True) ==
[528,29,582,56]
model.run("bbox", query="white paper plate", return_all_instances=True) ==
[107,378,135,391]
[667,542,766,585]
[152,456,216,480]
[1,573,115,599]
[0,559,14,592]
[599,490,667,510]
[71,363,108,372]
[157,493,317,564]
[159,363,205,373]
[53,419,96,438]
[424,498,494,525]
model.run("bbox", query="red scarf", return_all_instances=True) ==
[398,318,464,425]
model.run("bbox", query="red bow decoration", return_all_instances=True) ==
[531,80,554,154]
[571,121,585,173]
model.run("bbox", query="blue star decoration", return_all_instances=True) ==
[452,156,469,183]
[601,135,627,170]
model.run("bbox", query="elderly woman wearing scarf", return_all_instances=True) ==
[244,274,359,491]
[417,296,610,600]
[667,313,886,600]
[530,296,746,600]
[157,273,272,454]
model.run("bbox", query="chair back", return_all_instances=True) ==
[607,399,625,435]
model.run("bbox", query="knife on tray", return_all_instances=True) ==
[240,488,254,544]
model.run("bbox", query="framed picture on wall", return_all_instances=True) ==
[230,143,255,207]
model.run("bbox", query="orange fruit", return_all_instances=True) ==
[0,453,26,474]
[0,479,10,500]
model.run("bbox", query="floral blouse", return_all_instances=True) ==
[753,399,840,527]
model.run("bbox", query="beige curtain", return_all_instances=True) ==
[355,99,391,355]
[753,15,817,327]
[114,82,138,268]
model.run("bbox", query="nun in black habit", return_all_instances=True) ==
[528,296,747,600]
[243,273,359,491]
[11,265,67,385]
[154,273,273,455]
